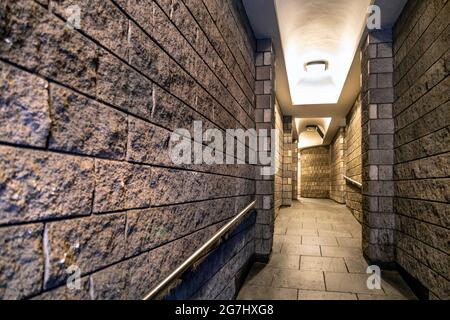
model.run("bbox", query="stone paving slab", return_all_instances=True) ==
[237,199,416,300]
[238,285,298,300]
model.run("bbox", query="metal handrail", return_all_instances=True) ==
[142,200,256,300]
[343,175,363,190]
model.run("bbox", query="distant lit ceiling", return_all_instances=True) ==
[275,0,372,105]
[243,0,408,144]
[296,118,332,149]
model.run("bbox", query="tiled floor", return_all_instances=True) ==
[237,198,417,300]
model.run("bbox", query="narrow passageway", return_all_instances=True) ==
[238,199,417,300]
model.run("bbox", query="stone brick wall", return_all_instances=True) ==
[330,128,345,203]
[282,117,293,205]
[0,0,257,300]
[274,101,284,216]
[300,146,330,198]
[360,28,396,265]
[254,39,277,260]
[345,97,363,223]
[392,0,450,299]
[292,143,298,201]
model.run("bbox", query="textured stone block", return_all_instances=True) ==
[44,214,126,289]
[96,48,153,120]
[33,277,90,300]
[369,119,394,134]
[167,59,197,108]
[367,150,394,165]
[0,224,44,299]
[93,159,153,213]
[264,80,272,94]
[128,22,171,89]
[395,179,449,202]
[364,181,394,197]
[126,198,234,256]
[51,0,129,59]
[0,146,94,224]
[369,58,394,74]
[378,104,393,118]
[150,168,206,205]
[127,116,172,166]
[256,95,271,109]
[256,66,271,80]
[377,73,393,88]
[0,0,97,95]
[378,165,393,180]
[255,81,264,94]
[49,84,127,159]
[368,88,394,104]
[255,52,264,66]
[125,0,154,34]
[153,4,196,76]
[0,63,50,147]
[377,43,393,58]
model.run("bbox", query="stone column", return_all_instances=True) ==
[254,39,276,260]
[360,29,396,266]
[292,142,298,201]
[282,116,293,206]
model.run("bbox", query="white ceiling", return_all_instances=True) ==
[275,0,372,106]
[243,0,407,145]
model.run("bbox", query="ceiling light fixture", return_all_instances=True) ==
[304,60,328,73]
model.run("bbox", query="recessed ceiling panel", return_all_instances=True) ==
[275,0,372,105]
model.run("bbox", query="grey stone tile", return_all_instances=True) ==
[336,237,362,248]
[277,235,302,244]
[281,243,321,256]
[324,273,385,295]
[267,253,300,269]
[344,257,369,273]
[302,222,332,230]
[300,256,347,273]
[302,236,338,246]
[273,270,325,291]
[286,228,318,236]
[318,230,353,238]
[321,246,363,258]
[237,285,297,300]
[298,290,357,300]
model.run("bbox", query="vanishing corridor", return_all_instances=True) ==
[0,0,448,300]
[238,199,417,300]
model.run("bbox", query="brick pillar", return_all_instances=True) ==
[254,39,276,260]
[282,116,293,206]
[292,142,298,200]
[360,29,396,266]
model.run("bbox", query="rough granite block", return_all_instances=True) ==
[49,84,127,159]
[44,214,126,289]
[0,224,44,299]
[0,146,94,224]
[0,62,50,147]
